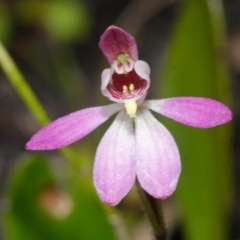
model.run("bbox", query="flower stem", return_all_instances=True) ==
[0,41,49,125]
[136,179,167,240]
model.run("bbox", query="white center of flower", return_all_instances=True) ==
[107,54,148,117]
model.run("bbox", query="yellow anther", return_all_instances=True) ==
[129,84,134,92]
[122,85,128,93]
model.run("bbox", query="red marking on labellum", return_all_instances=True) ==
[107,69,147,100]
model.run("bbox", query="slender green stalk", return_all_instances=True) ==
[0,41,49,125]
[136,179,167,240]
[0,41,80,168]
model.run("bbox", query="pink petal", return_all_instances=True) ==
[26,104,124,150]
[101,68,112,98]
[135,109,181,199]
[99,26,138,64]
[94,111,135,206]
[134,60,151,83]
[134,60,151,94]
[144,97,232,128]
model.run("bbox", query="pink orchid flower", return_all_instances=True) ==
[26,26,232,206]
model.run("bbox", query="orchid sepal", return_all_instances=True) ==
[99,26,138,64]
[143,97,232,128]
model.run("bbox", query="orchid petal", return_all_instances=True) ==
[143,97,232,128]
[134,60,151,83]
[99,26,138,64]
[94,111,135,206]
[26,104,124,150]
[101,68,112,97]
[135,109,181,199]
[134,60,151,98]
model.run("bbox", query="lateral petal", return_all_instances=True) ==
[100,68,112,97]
[134,60,151,83]
[94,111,135,206]
[26,104,124,150]
[135,109,181,199]
[143,97,232,128]
[99,26,138,64]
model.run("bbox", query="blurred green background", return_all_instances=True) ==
[0,0,239,239]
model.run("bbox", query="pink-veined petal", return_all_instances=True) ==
[143,97,232,128]
[99,26,138,64]
[135,109,181,199]
[94,111,135,206]
[26,104,124,150]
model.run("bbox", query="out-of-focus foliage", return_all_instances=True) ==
[41,0,91,42]
[0,3,11,44]
[158,0,232,240]
[15,0,91,43]
[3,155,117,240]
